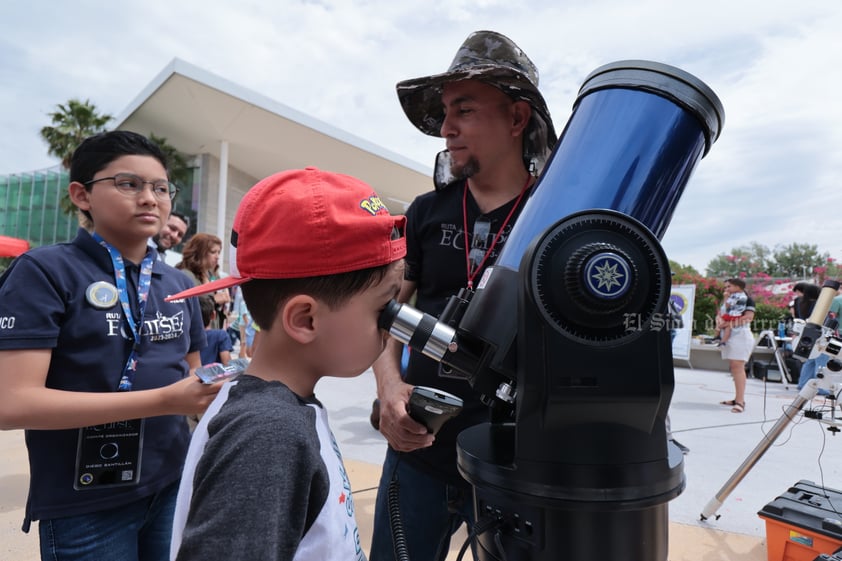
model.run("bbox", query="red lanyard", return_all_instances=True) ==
[462,176,531,289]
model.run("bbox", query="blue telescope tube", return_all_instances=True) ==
[497,60,724,271]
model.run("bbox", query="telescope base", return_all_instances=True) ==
[458,423,683,561]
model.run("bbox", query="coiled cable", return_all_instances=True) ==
[387,456,411,561]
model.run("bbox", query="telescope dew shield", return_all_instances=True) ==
[498,59,724,269]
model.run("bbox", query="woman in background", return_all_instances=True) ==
[716,278,755,413]
[176,233,230,329]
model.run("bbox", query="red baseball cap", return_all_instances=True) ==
[165,167,406,301]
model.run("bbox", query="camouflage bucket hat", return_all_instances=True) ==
[396,30,558,160]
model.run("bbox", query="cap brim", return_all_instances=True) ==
[165,275,249,302]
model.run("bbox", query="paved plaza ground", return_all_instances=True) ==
[3,365,841,560]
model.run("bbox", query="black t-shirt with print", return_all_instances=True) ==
[402,180,532,485]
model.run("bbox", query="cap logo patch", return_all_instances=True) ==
[360,195,387,215]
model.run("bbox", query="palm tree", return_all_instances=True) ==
[41,98,112,168]
[148,133,196,235]
[40,99,112,216]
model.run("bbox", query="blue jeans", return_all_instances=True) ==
[369,448,475,561]
[39,481,178,561]
[798,354,831,395]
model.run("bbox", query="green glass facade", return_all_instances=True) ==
[0,164,201,252]
[0,166,77,248]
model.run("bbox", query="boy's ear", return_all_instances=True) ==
[68,182,91,212]
[282,295,318,344]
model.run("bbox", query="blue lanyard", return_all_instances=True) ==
[92,233,155,391]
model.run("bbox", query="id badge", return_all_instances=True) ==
[74,419,144,490]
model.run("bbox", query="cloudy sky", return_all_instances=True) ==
[2,0,841,273]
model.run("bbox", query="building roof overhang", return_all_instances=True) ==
[114,58,431,211]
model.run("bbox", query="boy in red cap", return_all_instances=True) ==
[167,167,406,561]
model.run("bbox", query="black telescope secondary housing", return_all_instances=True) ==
[450,61,724,561]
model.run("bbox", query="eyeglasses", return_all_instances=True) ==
[84,173,178,201]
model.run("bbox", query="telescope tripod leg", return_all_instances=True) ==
[700,383,818,521]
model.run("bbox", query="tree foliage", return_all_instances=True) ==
[148,133,191,188]
[705,242,832,279]
[40,99,112,170]
[770,243,829,278]
[672,261,797,336]
[40,99,112,217]
[668,259,699,277]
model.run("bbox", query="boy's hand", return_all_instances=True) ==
[377,380,434,452]
[165,376,222,415]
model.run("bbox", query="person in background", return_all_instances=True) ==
[167,167,406,561]
[153,211,190,255]
[792,281,831,394]
[791,281,819,321]
[828,284,842,321]
[716,278,755,413]
[226,285,244,352]
[198,295,233,367]
[0,130,219,560]
[714,277,751,347]
[226,284,259,358]
[369,30,557,561]
[176,232,231,329]
[242,308,260,358]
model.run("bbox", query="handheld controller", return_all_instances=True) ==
[194,358,250,384]
[408,386,463,435]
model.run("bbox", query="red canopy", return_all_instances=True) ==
[0,235,30,257]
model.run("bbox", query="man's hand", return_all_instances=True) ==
[377,379,434,452]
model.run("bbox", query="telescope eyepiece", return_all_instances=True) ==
[378,299,402,331]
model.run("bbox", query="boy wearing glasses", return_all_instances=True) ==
[0,130,220,560]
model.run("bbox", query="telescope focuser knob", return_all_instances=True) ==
[565,242,637,314]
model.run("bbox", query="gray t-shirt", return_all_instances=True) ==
[171,375,366,561]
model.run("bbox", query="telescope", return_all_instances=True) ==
[701,279,842,522]
[380,60,724,560]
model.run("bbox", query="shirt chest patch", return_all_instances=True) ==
[103,310,185,342]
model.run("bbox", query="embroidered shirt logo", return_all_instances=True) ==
[105,311,185,342]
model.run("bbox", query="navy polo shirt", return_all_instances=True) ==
[0,228,206,523]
